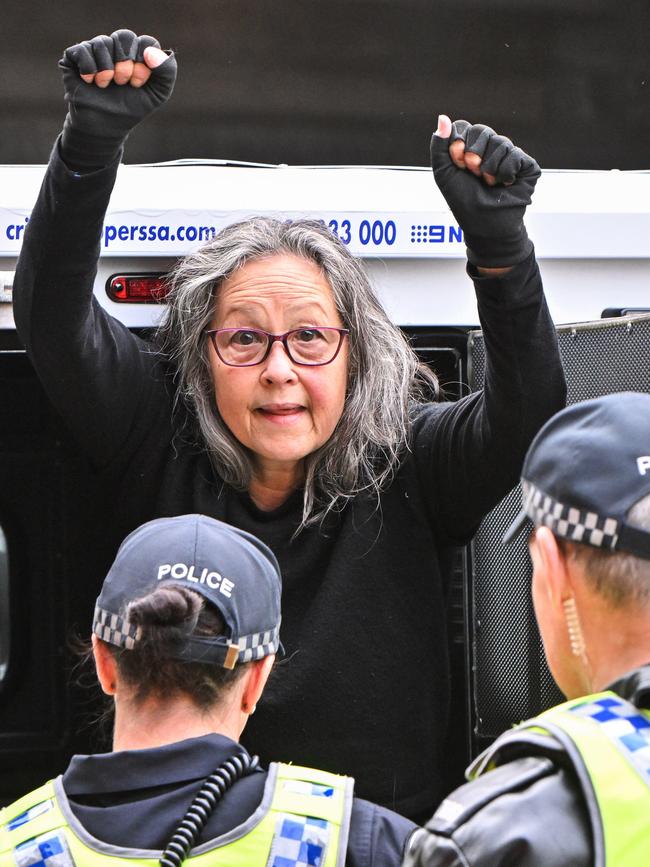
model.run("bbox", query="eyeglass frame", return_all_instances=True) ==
[204,326,351,367]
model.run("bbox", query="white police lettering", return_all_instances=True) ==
[156,563,235,597]
[637,456,650,476]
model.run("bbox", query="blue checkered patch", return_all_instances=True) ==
[7,802,54,833]
[269,814,330,867]
[13,830,74,867]
[570,695,650,786]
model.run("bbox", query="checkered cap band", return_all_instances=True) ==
[269,813,331,867]
[13,830,74,867]
[93,607,279,661]
[570,695,650,786]
[522,480,620,551]
[237,626,281,663]
[93,606,142,650]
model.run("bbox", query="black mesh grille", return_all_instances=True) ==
[468,314,650,740]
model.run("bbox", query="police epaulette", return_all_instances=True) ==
[470,727,573,775]
[424,755,556,836]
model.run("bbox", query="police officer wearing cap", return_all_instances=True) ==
[0,515,418,867]
[405,391,650,866]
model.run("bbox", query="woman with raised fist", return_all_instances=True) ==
[13,28,565,821]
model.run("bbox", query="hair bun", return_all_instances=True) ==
[127,584,202,629]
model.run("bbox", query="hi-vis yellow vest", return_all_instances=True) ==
[0,762,353,867]
[469,691,650,867]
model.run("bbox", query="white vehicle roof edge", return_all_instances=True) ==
[1,162,650,329]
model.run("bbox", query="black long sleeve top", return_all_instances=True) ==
[13,145,566,819]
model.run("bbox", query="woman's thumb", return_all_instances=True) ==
[434,114,452,139]
[143,46,170,69]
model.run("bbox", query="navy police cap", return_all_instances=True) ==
[504,392,650,559]
[94,514,283,668]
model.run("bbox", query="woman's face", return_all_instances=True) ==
[209,253,349,479]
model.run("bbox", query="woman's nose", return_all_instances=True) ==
[261,339,298,383]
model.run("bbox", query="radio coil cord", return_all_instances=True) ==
[159,752,260,867]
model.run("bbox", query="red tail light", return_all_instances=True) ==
[107,274,170,303]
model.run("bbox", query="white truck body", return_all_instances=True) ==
[1,161,649,330]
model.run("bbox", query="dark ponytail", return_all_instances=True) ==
[127,582,202,636]
[107,584,245,709]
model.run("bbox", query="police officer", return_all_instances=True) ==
[405,391,650,866]
[0,515,417,867]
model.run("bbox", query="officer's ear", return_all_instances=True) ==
[92,633,119,696]
[241,654,275,716]
[529,526,570,610]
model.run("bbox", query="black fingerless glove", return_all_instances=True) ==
[431,121,541,268]
[59,29,177,172]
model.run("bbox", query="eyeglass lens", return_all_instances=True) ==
[214,328,343,366]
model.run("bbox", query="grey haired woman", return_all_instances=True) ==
[13,30,565,821]
[160,213,435,524]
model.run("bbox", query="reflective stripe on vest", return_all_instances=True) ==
[0,763,354,867]
[467,692,650,867]
[535,693,650,867]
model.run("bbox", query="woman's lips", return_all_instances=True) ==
[255,404,306,424]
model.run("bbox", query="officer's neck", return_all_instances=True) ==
[112,692,244,751]
[573,575,650,695]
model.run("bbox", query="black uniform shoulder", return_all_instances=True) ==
[404,753,592,867]
[608,663,650,709]
[426,754,556,837]
[346,797,418,867]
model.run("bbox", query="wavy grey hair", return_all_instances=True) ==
[157,217,438,526]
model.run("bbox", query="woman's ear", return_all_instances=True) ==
[92,634,118,696]
[241,654,275,714]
